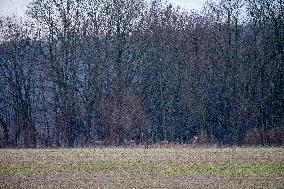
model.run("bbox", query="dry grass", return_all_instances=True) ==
[0,147,283,188]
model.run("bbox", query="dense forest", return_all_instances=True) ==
[0,0,283,148]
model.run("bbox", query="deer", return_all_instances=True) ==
[90,140,104,148]
[191,136,198,148]
[144,139,150,149]
[124,139,136,147]
[159,140,169,148]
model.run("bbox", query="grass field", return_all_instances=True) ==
[0,147,283,188]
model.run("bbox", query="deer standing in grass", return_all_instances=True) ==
[144,139,150,149]
[159,140,169,148]
[124,139,135,147]
[191,136,198,148]
[91,140,104,148]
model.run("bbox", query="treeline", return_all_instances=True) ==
[0,0,283,148]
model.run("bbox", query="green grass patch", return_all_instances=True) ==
[1,160,283,175]
[0,167,48,174]
[0,147,283,176]
[160,162,284,175]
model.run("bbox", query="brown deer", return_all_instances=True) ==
[90,140,104,148]
[124,139,136,147]
[191,136,198,148]
[144,140,150,149]
[159,140,169,148]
